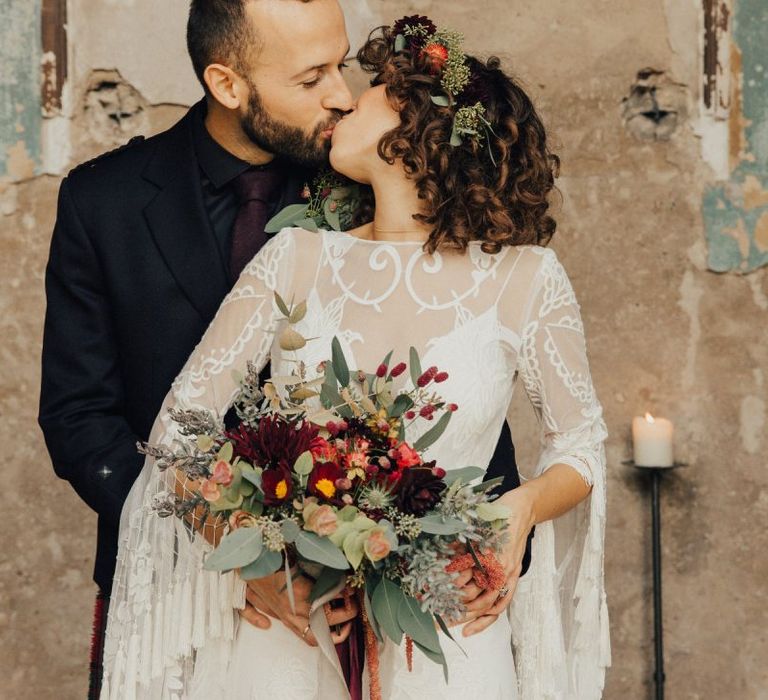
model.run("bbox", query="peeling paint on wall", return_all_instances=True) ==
[0,0,43,180]
[703,0,768,273]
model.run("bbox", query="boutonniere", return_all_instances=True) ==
[265,170,361,234]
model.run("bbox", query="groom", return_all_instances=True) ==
[39,0,529,696]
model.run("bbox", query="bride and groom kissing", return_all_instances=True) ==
[39,0,609,697]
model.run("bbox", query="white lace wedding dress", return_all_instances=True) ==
[100,226,610,699]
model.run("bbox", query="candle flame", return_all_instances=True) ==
[645,412,655,423]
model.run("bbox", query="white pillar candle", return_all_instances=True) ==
[632,413,674,467]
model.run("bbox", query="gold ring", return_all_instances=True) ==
[301,623,311,639]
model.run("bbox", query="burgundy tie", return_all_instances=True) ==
[229,166,283,282]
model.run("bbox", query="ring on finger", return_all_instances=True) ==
[301,623,311,639]
[497,585,510,598]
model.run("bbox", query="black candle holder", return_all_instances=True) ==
[624,459,687,700]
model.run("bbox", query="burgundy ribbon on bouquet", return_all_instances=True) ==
[335,616,365,700]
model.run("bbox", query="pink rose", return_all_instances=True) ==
[363,528,392,562]
[211,460,234,486]
[228,510,258,530]
[304,504,339,537]
[200,479,221,502]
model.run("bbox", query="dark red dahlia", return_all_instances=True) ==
[394,463,447,516]
[225,415,318,470]
[392,15,437,52]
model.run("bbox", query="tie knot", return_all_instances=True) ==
[233,166,283,204]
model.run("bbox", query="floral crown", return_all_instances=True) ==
[391,15,495,155]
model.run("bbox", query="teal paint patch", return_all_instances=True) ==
[0,0,43,179]
[704,0,768,273]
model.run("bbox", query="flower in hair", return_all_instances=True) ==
[421,42,449,74]
[393,15,437,51]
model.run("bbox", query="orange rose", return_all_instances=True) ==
[304,504,339,537]
[363,527,393,562]
[228,510,258,530]
[200,479,221,502]
[211,459,234,486]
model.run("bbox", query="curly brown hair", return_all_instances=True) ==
[354,25,560,254]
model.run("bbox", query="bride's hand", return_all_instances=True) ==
[241,571,359,647]
[461,488,535,637]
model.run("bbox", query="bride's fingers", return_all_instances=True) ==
[462,612,499,637]
[463,586,498,613]
[238,602,272,629]
[288,616,319,647]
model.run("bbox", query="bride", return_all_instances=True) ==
[101,17,610,700]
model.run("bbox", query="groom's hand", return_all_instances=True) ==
[241,570,359,647]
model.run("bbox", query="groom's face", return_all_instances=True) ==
[238,0,353,167]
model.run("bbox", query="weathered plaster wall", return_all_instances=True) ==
[1,0,766,697]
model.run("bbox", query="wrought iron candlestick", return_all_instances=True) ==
[625,460,686,700]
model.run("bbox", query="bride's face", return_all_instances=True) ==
[329,84,401,183]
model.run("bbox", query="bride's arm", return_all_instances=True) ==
[147,230,296,544]
[464,247,607,635]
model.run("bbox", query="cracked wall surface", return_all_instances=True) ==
[1,0,766,697]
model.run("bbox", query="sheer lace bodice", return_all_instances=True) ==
[101,227,610,699]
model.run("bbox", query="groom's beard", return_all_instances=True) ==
[241,83,342,169]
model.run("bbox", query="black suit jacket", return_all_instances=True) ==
[39,101,531,593]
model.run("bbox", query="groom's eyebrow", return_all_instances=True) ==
[290,44,352,79]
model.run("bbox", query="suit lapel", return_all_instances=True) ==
[142,102,230,323]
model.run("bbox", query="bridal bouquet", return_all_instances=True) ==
[141,294,510,684]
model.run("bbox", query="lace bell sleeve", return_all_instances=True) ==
[509,247,611,700]
[516,247,608,484]
[100,229,296,698]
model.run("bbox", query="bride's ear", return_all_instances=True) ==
[204,63,244,110]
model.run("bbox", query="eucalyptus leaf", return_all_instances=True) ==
[293,450,314,476]
[430,95,450,107]
[284,554,296,614]
[294,530,349,570]
[331,337,350,387]
[412,637,449,681]
[389,393,414,419]
[473,475,504,493]
[408,347,422,388]
[323,197,341,231]
[217,442,234,463]
[241,467,262,490]
[443,466,485,486]
[413,410,452,452]
[309,567,345,603]
[397,594,441,654]
[280,519,301,543]
[476,502,512,522]
[450,125,463,147]
[434,614,467,656]
[371,577,405,645]
[394,34,406,52]
[297,218,319,232]
[364,586,383,642]
[239,548,283,580]
[265,203,310,233]
[203,527,263,572]
[289,300,308,324]
[273,291,291,317]
[417,513,467,535]
[342,531,366,570]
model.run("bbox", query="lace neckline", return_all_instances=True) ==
[322,228,486,247]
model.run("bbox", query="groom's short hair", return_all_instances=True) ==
[187,0,312,92]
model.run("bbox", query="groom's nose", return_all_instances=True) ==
[322,70,354,113]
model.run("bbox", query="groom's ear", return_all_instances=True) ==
[204,63,245,111]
